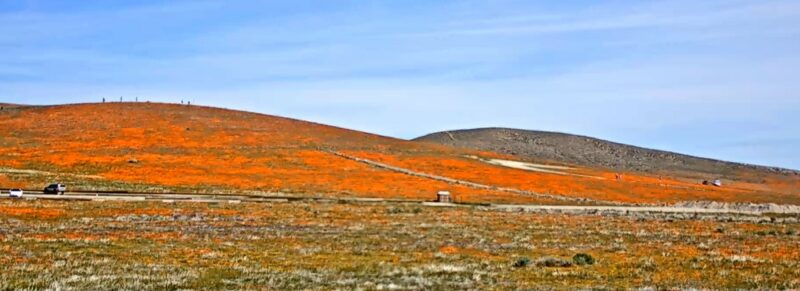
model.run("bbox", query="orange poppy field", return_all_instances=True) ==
[0,102,798,205]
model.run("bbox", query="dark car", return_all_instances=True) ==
[43,183,66,195]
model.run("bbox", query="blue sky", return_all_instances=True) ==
[1,0,799,169]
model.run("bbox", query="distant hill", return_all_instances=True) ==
[414,128,799,180]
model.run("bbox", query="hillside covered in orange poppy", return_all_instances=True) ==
[0,102,798,205]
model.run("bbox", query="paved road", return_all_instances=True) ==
[0,191,420,205]
[2,191,795,216]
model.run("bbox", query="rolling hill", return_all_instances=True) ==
[415,128,799,177]
[1,103,798,205]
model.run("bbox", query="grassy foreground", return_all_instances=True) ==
[1,199,799,289]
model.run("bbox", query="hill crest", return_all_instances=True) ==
[414,127,799,176]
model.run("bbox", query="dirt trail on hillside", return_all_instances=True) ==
[325,150,621,205]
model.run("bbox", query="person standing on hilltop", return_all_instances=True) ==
[102,97,105,103]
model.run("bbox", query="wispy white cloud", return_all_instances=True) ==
[408,0,800,37]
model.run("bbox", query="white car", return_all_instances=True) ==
[8,188,23,198]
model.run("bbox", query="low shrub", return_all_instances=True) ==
[573,253,595,265]
[513,257,531,268]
